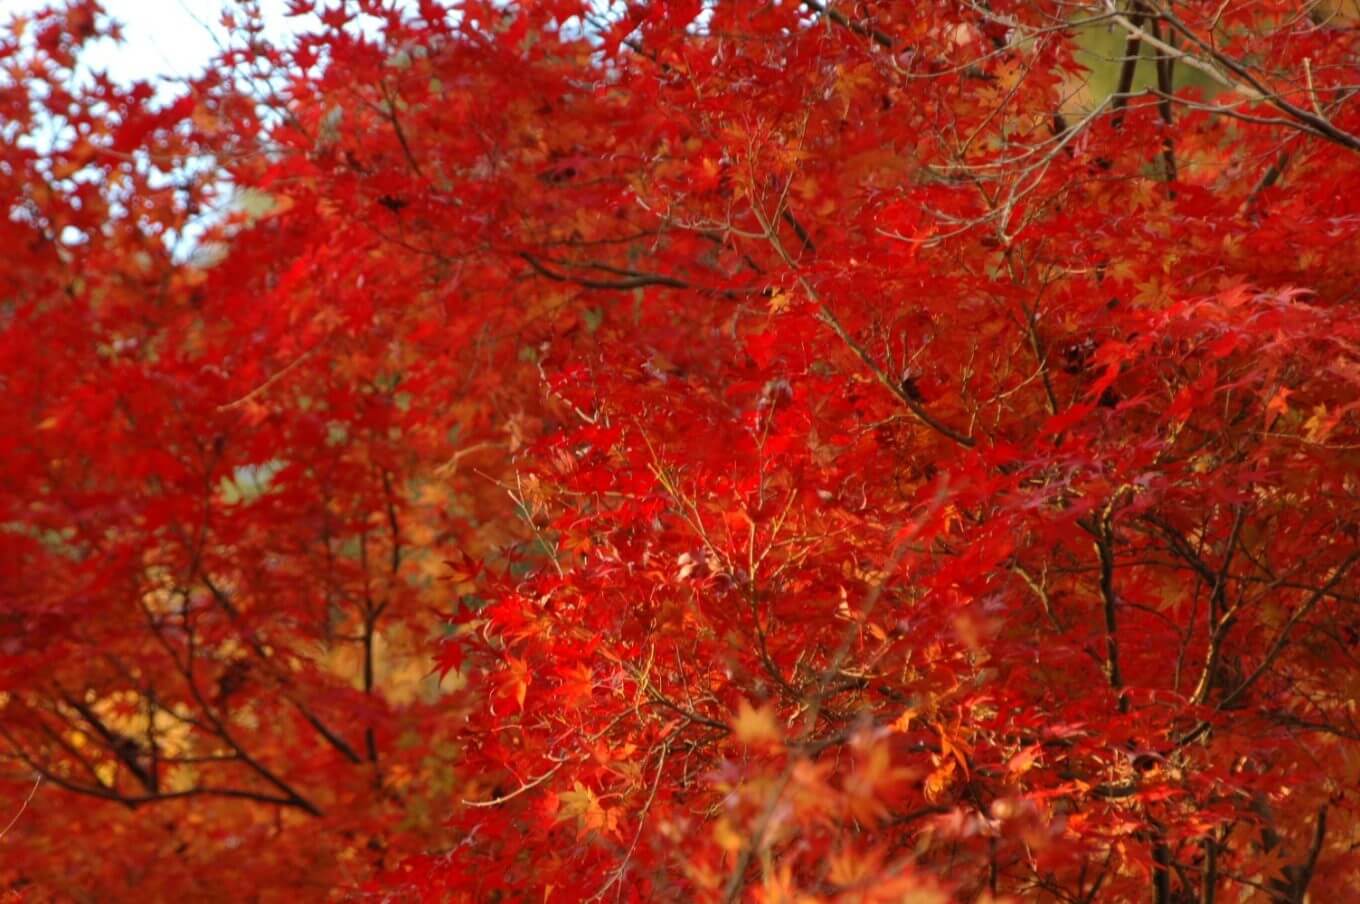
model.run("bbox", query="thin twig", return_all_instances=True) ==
[462,762,565,808]
[0,775,42,842]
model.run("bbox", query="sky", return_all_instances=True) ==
[3,1,325,255]
[5,1,305,87]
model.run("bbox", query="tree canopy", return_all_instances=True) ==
[3,1,1360,900]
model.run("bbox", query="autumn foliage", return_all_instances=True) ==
[4,0,1360,900]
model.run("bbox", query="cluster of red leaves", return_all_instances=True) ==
[4,1,1360,901]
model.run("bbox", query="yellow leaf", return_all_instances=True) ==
[1304,403,1335,442]
[713,818,744,853]
[827,847,878,887]
[557,781,600,822]
[1006,744,1041,777]
[891,708,918,733]
[938,727,971,778]
[732,699,782,747]
[404,521,437,546]
[924,759,957,802]
[415,553,450,582]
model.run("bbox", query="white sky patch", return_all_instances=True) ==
[4,1,399,258]
[5,0,307,90]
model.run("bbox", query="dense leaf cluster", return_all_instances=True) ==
[3,1,1360,900]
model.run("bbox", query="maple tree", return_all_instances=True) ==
[4,0,1360,900]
